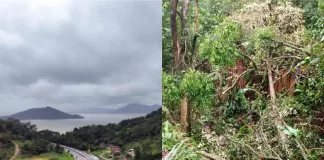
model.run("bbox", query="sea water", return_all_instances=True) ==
[21,113,145,134]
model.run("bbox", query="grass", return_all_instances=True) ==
[12,140,31,148]
[124,138,160,155]
[91,150,104,156]
[13,152,74,160]
[102,151,112,159]
[91,149,112,159]
[12,140,74,160]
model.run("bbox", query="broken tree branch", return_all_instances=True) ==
[176,10,184,25]
[194,59,208,70]
[222,68,254,95]
[267,62,288,143]
[294,138,309,160]
[273,55,302,60]
[197,151,221,160]
[239,52,258,70]
[229,139,261,158]
[267,39,311,55]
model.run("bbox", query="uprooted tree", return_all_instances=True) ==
[163,0,324,159]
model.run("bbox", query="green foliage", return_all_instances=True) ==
[244,27,278,66]
[162,72,182,108]
[319,0,324,15]
[238,126,253,138]
[162,121,185,151]
[254,27,276,40]
[295,49,324,110]
[14,152,74,160]
[299,0,324,41]
[0,134,15,160]
[54,109,161,159]
[299,0,319,28]
[102,151,112,159]
[91,149,104,157]
[198,0,225,35]
[0,119,56,158]
[162,121,202,160]
[247,27,276,54]
[20,139,50,156]
[162,0,173,69]
[0,118,37,141]
[163,69,214,123]
[297,130,324,158]
[1,109,161,159]
[163,0,324,159]
[315,17,324,42]
[180,69,214,107]
[54,143,64,154]
[0,133,13,144]
[277,125,299,137]
[199,18,242,66]
[123,137,161,160]
[220,89,250,119]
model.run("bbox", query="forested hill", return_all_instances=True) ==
[1,106,84,120]
[45,108,162,159]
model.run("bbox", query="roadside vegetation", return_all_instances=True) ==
[162,0,324,159]
[13,152,73,160]
[54,108,162,160]
[92,149,112,159]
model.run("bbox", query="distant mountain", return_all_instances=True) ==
[112,103,161,114]
[66,104,162,114]
[1,106,84,120]
[70,107,115,113]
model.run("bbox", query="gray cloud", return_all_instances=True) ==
[0,0,161,114]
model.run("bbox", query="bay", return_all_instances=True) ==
[21,113,146,134]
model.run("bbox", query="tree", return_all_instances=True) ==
[55,143,63,154]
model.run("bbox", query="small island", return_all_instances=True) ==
[1,106,84,120]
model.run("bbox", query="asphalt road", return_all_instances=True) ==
[60,145,100,160]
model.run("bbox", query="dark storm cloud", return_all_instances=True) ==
[0,0,161,113]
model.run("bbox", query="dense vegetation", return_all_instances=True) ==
[13,152,74,160]
[162,0,324,159]
[0,134,15,160]
[53,108,162,159]
[0,108,161,160]
[0,118,66,159]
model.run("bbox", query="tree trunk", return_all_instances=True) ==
[181,0,190,53]
[180,0,190,29]
[195,0,199,33]
[181,93,190,133]
[267,66,287,142]
[178,0,191,134]
[170,0,181,67]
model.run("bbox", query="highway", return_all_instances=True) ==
[60,145,100,160]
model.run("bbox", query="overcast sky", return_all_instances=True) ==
[0,0,161,114]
